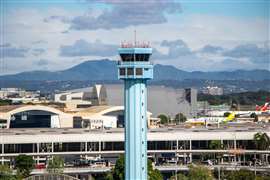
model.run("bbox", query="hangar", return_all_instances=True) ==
[0,105,152,129]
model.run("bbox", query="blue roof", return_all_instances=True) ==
[118,48,152,54]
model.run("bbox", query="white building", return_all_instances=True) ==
[54,84,107,110]
[203,86,223,95]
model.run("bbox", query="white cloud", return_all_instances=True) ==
[1,5,269,74]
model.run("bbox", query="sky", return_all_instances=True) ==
[0,0,269,75]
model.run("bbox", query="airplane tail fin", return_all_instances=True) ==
[225,112,235,122]
[261,103,269,111]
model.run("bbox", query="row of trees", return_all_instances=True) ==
[158,113,187,124]
[109,157,270,180]
[102,155,163,180]
[0,155,64,179]
[198,90,270,106]
[2,154,270,180]
[170,165,213,180]
[0,99,12,106]
[171,167,270,180]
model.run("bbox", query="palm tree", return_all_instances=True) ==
[253,132,270,165]
[254,132,270,150]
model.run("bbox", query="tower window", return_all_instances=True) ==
[120,54,134,61]
[135,54,150,61]
[127,68,134,75]
[136,68,143,75]
[119,68,126,75]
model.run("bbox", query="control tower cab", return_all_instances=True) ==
[118,43,153,80]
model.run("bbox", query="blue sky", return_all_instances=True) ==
[181,1,268,18]
[0,0,269,74]
[4,0,269,17]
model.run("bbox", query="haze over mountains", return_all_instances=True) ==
[0,60,269,81]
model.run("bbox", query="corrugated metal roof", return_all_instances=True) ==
[0,127,269,144]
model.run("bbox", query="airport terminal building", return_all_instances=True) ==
[0,126,270,169]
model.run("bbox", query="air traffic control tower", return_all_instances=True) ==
[118,42,153,180]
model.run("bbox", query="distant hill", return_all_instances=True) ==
[0,59,269,81]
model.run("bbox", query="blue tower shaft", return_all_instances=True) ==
[124,79,147,180]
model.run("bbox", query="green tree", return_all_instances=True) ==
[96,172,112,180]
[15,155,34,178]
[209,140,223,164]
[104,173,113,180]
[148,159,163,180]
[188,165,213,180]
[111,155,163,180]
[226,169,255,180]
[112,155,125,180]
[47,155,65,174]
[255,175,270,180]
[0,164,16,180]
[0,99,12,106]
[174,113,187,124]
[254,132,270,150]
[209,140,223,149]
[158,114,168,124]
[170,173,188,180]
[253,132,270,164]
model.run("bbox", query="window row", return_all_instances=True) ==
[119,68,143,76]
[0,140,257,153]
[120,54,150,62]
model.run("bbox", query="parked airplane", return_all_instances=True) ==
[186,112,236,125]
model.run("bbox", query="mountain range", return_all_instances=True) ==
[0,59,269,81]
